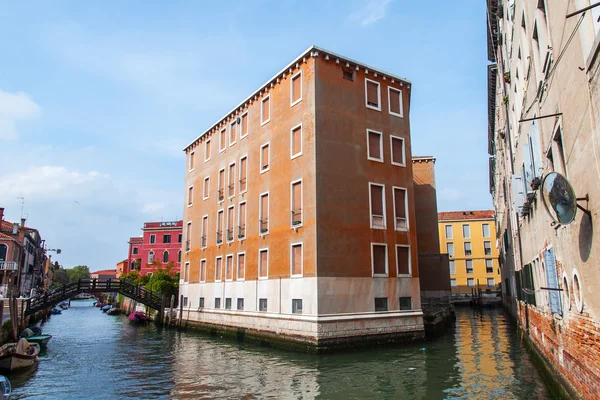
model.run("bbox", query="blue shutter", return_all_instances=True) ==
[511,175,526,212]
[529,122,543,178]
[523,140,534,190]
[544,248,562,314]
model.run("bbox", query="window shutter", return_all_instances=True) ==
[238,254,245,279]
[292,245,302,275]
[227,208,233,232]
[292,75,301,102]
[368,132,381,159]
[373,245,386,274]
[241,114,248,135]
[262,145,269,168]
[293,127,301,155]
[544,248,562,314]
[390,89,401,114]
[394,188,406,218]
[262,98,270,121]
[367,81,378,106]
[217,212,223,233]
[240,158,247,191]
[260,251,268,276]
[392,137,404,164]
[230,122,237,143]
[261,195,269,226]
[371,185,383,215]
[529,122,543,178]
[293,182,301,213]
[220,129,226,149]
[239,203,246,233]
[397,246,410,275]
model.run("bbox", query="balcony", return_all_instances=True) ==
[0,261,18,271]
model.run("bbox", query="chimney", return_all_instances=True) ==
[20,218,26,227]
[12,223,18,234]
[0,207,4,221]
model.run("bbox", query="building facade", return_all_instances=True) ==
[115,259,129,278]
[487,0,600,397]
[90,269,117,281]
[127,221,183,276]
[180,46,424,347]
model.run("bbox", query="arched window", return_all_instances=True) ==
[0,244,7,261]
[163,250,169,263]
[562,274,571,311]
[148,251,154,263]
[178,250,181,263]
[573,269,583,313]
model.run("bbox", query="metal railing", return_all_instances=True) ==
[0,261,18,271]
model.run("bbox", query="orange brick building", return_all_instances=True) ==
[180,46,424,347]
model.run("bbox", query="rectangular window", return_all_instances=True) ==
[396,245,410,276]
[200,259,206,282]
[189,151,195,171]
[367,129,383,162]
[150,234,156,244]
[183,297,188,307]
[486,259,494,273]
[372,243,388,276]
[447,243,454,257]
[259,298,268,312]
[240,112,248,139]
[199,297,205,308]
[464,242,472,256]
[163,234,171,244]
[342,67,355,81]
[227,206,234,242]
[217,210,224,244]
[399,297,412,310]
[132,247,138,255]
[487,278,495,287]
[484,241,492,256]
[219,128,226,152]
[215,257,223,281]
[201,215,208,248]
[291,243,303,277]
[260,193,269,235]
[225,298,232,310]
[185,223,191,251]
[230,120,237,146]
[369,183,386,229]
[451,279,457,287]
[260,143,270,173]
[292,299,303,314]
[261,95,270,125]
[237,298,244,310]
[466,260,474,274]
[239,156,247,193]
[188,186,194,206]
[365,78,381,110]
[178,234,182,243]
[291,71,302,106]
[238,201,247,240]
[218,168,225,202]
[228,163,236,198]
[237,252,245,281]
[291,124,302,159]
[467,278,475,288]
[203,177,210,200]
[482,224,491,238]
[291,180,302,227]
[374,297,388,311]
[445,225,453,239]
[226,254,233,281]
[462,224,470,238]
[388,86,403,117]
[259,249,268,278]
[183,262,189,283]
[215,298,221,309]
[393,187,408,231]
[449,260,456,275]
[205,139,211,162]
[390,136,406,166]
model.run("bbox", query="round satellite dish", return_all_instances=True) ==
[541,172,577,225]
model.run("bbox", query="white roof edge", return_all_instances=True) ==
[183,45,412,151]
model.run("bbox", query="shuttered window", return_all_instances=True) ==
[218,169,225,201]
[230,121,237,145]
[241,113,248,138]
[390,136,405,166]
[220,129,226,151]
[259,249,268,278]
[393,187,407,230]
[544,248,562,314]
[238,202,246,239]
[215,257,222,281]
[482,224,491,238]
[201,216,207,248]
[237,253,245,280]
[396,245,410,275]
[370,183,385,229]
[365,79,380,109]
[261,96,270,124]
[185,223,191,251]
[291,243,302,276]
[188,186,193,206]
[292,181,302,226]
[367,130,383,161]
[203,177,209,199]
[228,163,235,198]
[200,259,206,282]
[291,125,302,158]
[372,244,387,276]
[260,143,270,172]
[227,206,234,242]
[226,255,233,280]
[205,139,211,161]
[388,87,403,117]
[239,156,247,192]
[260,193,269,234]
[217,210,223,244]
[291,72,302,105]
[189,151,195,171]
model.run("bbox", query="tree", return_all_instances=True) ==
[52,269,69,287]
[66,265,90,282]
[146,262,179,298]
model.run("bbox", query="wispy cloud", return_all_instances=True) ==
[439,187,465,202]
[349,0,393,27]
[0,89,41,139]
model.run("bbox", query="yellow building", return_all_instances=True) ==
[438,211,499,294]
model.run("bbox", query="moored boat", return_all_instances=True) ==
[50,308,62,315]
[106,308,121,315]
[0,375,11,399]
[21,335,52,347]
[58,301,69,310]
[101,305,112,312]
[0,339,40,373]
[128,311,149,324]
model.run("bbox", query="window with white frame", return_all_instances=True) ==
[369,183,386,229]
[291,71,302,106]
[148,251,154,263]
[228,162,236,198]
[259,298,267,312]
[451,279,457,287]
[215,256,223,281]
[399,297,412,310]
[292,299,303,314]
[484,241,492,255]
[462,224,471,238]
[464,242,472,256]
[240,112,248,139]
[183,262,190,283]
[188,186,194,207]
[178,250,181,264]
[230,120,237,146]
[201,215,208,249]
[237,252,245,281]
[132,247,138,255]
[487,278,495,287]
[365,78,381,110]
[445,225,453,239]
[259,193,269,235]
[388,86,403,117]
[291,180,302,227]
[449,260,456,275]
[185,222,191,251]
[239,156,248,193]
[371,243,388,277]
[367,129,383,162]
[216,209,224,244]
[260,143,270,173]
[374,297,388,311]
[219,128,226,152]
[447,242,454,257]
[485,259,494,273]
[199,297,205,308]
[203,176,210,200]
[290,124,302,159]
[291,243,303,277]
[204,139,211,162]
[390,136,405,166]
[215,297,221,309]
[150,234,156,244]
[261,95,270,125]
[237,298,244,310]
[225,254,233,281]
[466,260,474,274]
[393,187,408,231]
[226,206,235,243]
[200,259,206,282]
[189,151,195,171]
[238,201,247,240]
[162,250,169,263]
[467,278,475,287]
[482,223,491,238]
[259,249,268,278]
[396,245,410,276]
[225,298,232,309]
[218,168,225,202]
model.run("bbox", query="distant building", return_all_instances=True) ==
[438,211,499,294]
[127,221,183,276]
[90,269,117,281]
[115,259,129,278]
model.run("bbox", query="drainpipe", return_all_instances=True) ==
[515,211,529,336]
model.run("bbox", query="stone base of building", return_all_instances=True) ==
[178,308,425,352]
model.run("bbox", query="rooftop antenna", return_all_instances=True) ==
[17,197,25,218]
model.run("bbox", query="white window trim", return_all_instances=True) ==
[225,254,234,282]
[163,250,169,264]
[218,168,226,203]
[237,252,246,282]
[204,139,211,162]
[562,272,571,311]
[259,191,269,236]
[201,215,208,250]
[572,268,584,313]
[290,178,303,229]
[387,86,404,118]
[228,161,236,199]
[219,128,226,153]
[462,224,471,239]
[215,256,223,282]
[260,142,270,174]
[290,123,303,160]
[216,209,224,246]
[229,121,237,147]
[447,242,454,258]
[366,129,384,163]
[200,259,207,283]
[148,250,155,263]
[189,151,195,172]
[290,242,303,278]
[364,78,381,111]
[187,185,194,207]
[240,112,249,139]
[482,223,491,238]
[258,248,269,280]
[368,182,386,230]
[392,186,409,232]
[261,94,271,126]
[290,70,303,107]
[183,262,190,283]
[226,205,235,244]
[239,155,248,195]
[445,225,453,239]
[371,242,389,277]
[396,244,412,277]
[150,234,156,244]
[203,176,210,200]
[238,201,247,241]
[389,135,406,167]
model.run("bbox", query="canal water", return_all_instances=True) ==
[8,301,550,399]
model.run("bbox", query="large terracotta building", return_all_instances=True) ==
[179,46,425,348]
[127,221,183,276]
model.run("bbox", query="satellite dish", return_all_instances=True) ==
[541,172,577,225]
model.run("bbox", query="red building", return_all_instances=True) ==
[127,221,183,276]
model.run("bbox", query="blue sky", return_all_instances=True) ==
[0,0,492,271]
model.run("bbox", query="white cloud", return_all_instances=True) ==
[349,0,392,27]
[0,89,41,139]
[439,187,464,202]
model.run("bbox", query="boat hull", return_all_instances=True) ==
[0,344,40,373]
[24,335,52,347]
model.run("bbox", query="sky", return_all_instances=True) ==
[0,0,492,271]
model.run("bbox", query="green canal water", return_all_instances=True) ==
[8,301,551,399]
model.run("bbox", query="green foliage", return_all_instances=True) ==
[66,265,90,282]
[52,269,70,287]
[145,262,179,298]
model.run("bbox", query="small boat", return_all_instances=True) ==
[101,305,112,312]
[128,311,149,324]
[0,375,11,399]
[72,293,95,300]
[50,308,62,315]
[106,308,121,315]
[0,339,40,373]
[95,302,107,308]
[21,335,52,347]
[58,301,69,310]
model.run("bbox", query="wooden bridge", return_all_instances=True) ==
[25,278,165,317]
